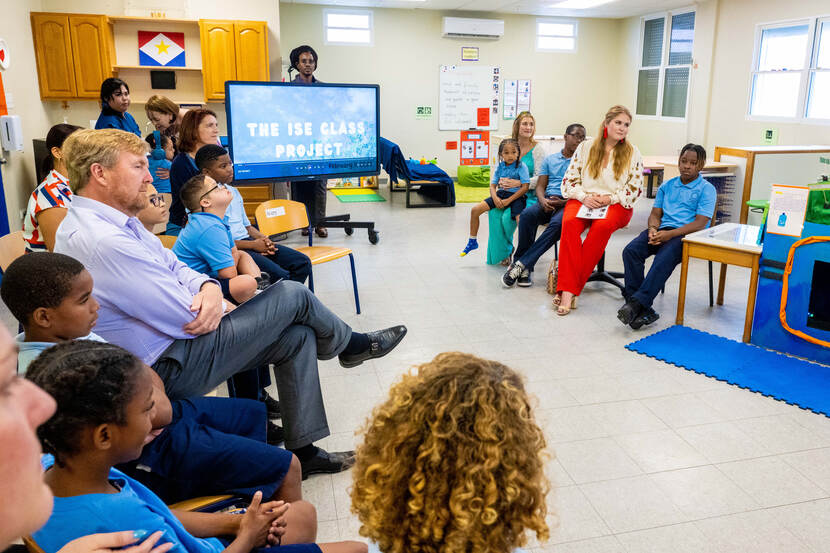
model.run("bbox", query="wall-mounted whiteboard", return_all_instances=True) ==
[439,65,499,131]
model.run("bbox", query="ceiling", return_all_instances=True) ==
[280,0,695,19]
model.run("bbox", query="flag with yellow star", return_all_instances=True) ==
[138,31,185,67]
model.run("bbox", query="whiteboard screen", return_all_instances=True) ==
[439,65,499,131]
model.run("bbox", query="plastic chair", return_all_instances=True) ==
[255,200,361,314]
[157,234,178,249]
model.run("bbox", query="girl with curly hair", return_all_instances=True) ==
[351,352,550,553]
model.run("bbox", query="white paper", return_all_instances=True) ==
[517,79,531,112]
[461,141,475,159]
[503,80,518,105]
[576,204,609,219]
[767,184,809,237]
[475,140,488,159]
[265,206,286,218]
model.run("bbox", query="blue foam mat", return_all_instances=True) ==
[626,325,830,417]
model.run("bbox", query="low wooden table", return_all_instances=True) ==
[676,223,762,343]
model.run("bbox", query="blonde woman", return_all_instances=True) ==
[351,352,550,553]
[555,105,644,315]
[486,112,548,265]
[144,94,187,144]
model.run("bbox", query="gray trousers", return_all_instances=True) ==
[290,180,327,226]
[152,280,352,449]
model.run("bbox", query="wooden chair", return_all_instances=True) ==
[255,200,360,314]
[0,231,26,273]
[157,234,178,249]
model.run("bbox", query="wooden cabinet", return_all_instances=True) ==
[68,15,114,98]
[238,185,273,220]
[31,13,76,99]
[31,13,113,100]
[200,19,269,102]
[234,21,269,82]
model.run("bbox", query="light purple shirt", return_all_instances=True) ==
[54,195,215,364]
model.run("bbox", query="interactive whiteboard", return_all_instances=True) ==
[439,65,499,131]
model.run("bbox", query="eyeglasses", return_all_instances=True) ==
[148,194,165,207]
[567,132,586,141]
[199,182,226,202]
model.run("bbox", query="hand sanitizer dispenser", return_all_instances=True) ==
[0,115,24,152]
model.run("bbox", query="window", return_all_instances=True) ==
[324,9,373,46]
[749,17,830,121]
[636,10,695,119]
[536,19,577,52]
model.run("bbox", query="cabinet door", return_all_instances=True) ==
[68,15,114,99]
[30,13,76,99]
[200,20,236,101]
[234,21,269,82]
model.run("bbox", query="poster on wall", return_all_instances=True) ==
[517,79,531,113]
[459,130,489,166]
[503,79,517,119]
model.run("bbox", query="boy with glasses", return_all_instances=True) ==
[137,183,170,233]
[173,174,259,303]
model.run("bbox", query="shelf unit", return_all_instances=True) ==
[113,65,202,71]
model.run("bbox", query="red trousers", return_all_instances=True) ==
[556,200,633,295]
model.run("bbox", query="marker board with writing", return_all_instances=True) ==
[439,65,499,131]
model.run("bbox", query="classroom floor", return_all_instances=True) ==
[6,188,828,552]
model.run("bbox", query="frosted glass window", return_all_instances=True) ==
[537,20,577,51]
[324,10,372,45]
[637,69,659,116]
[751,72,801,117]
[758,25,809,71]
[662,67,690,117]
[816,21,830,69]
[806,72,830,119]
[642,18,665,67]
[668,12,695,65]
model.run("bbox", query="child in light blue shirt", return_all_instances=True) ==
[460,139,530,256]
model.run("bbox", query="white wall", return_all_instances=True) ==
[279,3,625,176]
[0,0,52,230]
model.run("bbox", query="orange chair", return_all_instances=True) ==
[157,234,177,249]
[255,200,360,314]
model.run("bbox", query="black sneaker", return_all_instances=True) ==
[263,393,281,420]
[267,421,284,445]
[256,273,272,291]
[338,325,408,368]
[630,308,660,330]
[300,449,356,480]
[617,299,643,326]
[501,261,524,287]
[517,269,532,287]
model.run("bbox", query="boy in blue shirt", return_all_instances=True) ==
[618,144,717,329]
[173,174,259,304]
[503,124,585,286]
[195,145,312,284]
[461,139,530,256]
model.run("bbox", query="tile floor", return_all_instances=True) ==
[7,187,829,552]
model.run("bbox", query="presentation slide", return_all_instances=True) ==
[226,82,380,182]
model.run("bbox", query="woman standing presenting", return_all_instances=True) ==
[94,78,141,136]
[486,112,547,265]
[555,105,643,315]
[168,109,220,234]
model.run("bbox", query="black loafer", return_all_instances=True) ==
[301,449,355,480]
[617,300,642,326]
[338,325,407,368]
[630,309,660,330]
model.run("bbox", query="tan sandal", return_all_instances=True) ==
[555,295,578,315]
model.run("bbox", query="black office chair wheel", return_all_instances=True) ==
[344,227,354,236]
[368,230,379,244]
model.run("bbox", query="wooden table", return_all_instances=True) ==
[676,223,762,343]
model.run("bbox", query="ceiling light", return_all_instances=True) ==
[551,0,615,9]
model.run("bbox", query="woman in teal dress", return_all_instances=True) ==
[487,112,548,265]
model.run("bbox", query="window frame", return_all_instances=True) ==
[535,18,578,53]
[635,7,696,122]
[323,8,374,47]
[747,16,830,125]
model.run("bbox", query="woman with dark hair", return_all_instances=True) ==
[94,78,141,137]
[22,124,82,252]
[167,109,220,235]
[288,45,328,238]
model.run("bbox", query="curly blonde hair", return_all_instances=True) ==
[351,352,550,553]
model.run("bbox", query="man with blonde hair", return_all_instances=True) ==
[55,128,407,477]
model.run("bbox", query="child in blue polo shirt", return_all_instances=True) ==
[173,174,259,303]
[618,144,717,329]
[461,139,530,256]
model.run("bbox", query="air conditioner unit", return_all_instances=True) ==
[442,17,504,39]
